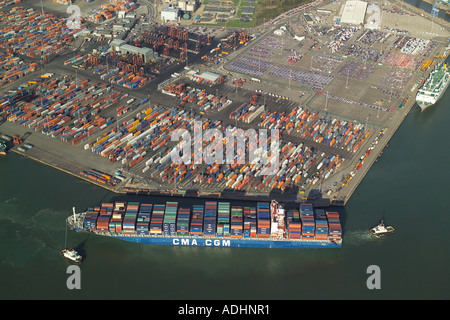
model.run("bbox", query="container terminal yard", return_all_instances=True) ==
[0,0,449,207]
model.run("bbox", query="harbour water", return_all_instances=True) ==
[404,0,449,21]
[0,1,449,301]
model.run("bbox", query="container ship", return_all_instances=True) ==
[416,63,450,111]
[67,200,342,249]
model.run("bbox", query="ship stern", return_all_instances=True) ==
[417,101,433,112]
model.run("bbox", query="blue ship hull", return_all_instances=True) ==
[73,228,341,249]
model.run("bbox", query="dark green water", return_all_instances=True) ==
[1,90,448,299]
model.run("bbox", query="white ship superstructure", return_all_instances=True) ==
[416,63,450,111]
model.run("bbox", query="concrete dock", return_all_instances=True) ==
[0,0,449,206]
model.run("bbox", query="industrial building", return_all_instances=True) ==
[177,1,199,12]
[161,7,181,22]
[187,70,223,84]
[111,39,159,63]
[340,0,367,25]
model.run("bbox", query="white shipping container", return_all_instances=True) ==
[160,153,171,164]
[317,159,325,170]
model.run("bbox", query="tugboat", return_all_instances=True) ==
[61,208,83,264]
[60,248,83,264]
[369,219,395,237]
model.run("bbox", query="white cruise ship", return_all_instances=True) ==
[415,63,450,111]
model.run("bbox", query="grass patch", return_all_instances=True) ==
[195,0,313,28]
[254,0,313,24]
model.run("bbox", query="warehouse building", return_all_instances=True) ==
[111,39,126,50]
[178,1,200,12]
[111,39,159,63]
[161,7,181,22]
[340,0,367,25]
[187,70,223,84]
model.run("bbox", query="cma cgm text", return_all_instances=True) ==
[172,238,231,246]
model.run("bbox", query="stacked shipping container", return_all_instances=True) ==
[230,206,243,238]
[314,209,329,241]
[217,202,230,237]
[0,73,348,194]
[326,211,342,242]
[190,205,204,236]
[51,0,73,5]
[0,1,23,9]
[0,53,39,86]
[83,209,99,231]
[163,84,233,113]
[259,106,370,153]
[163,202,178,236]
[0,7,80,58]
[176,208,190,235]
[109,202,126,233]
[80,169,122,186]
[243,207,257,238]
[150,204,165,235]
[84,0,136,23]
[136,204,152,235]
[67,54,151,90]
[286,210,301,239]
[257,202,270,238]
[203,201,217,236]
[96,203,113,232]
[230,101,265,124]
[122,202,139,234]
[0,75,122,148]
[300,203,315,239]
